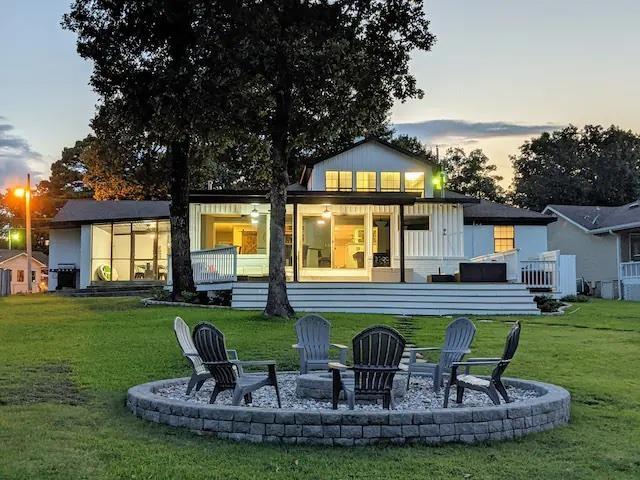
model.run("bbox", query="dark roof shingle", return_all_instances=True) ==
[0,249,48,266]
[51,200,170,226]
[546,201,640,231]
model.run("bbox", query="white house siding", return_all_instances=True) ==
[80,225,92,288]
[48,228,82,290]
[404,203,465,280]
[463,224,548,260]
[547,217,618,284]
[308,142,434,197]
[0,255,46,294]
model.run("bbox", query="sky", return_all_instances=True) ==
[2,0,640,191]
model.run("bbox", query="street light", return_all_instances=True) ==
[13,174,32,294]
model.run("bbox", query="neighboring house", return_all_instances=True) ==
[0,249,49,294]
[48,137,565,313]
[544,201,640,300]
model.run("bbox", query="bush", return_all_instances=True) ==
[208,290,232,306]
[150,287,171,301]
[534,295,563,313]
[561,294,590,303]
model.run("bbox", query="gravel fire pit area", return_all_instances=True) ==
[127,374,570,446]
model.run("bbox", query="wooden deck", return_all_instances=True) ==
[230,282,540,316]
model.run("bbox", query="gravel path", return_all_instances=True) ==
[156,374,539,411]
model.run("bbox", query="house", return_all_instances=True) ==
[544,201,640,300]
[0,249,49,294]
[48,137,566,313]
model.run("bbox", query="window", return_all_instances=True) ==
[325,171,352,191]
[494,225,515,252]
[404,172,425,196]
[631,233,640,260]
[204,215,267,255]
[356,171,376,192]
[404,216,430,231]
[17,270,25,282]
[380,172,401,192]
[31,270,36,283]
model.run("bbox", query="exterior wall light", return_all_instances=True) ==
[322,206,331,219]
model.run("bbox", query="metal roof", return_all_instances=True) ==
[51,200,170,227]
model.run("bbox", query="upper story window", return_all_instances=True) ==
[494,225,515,252]
[380,172,401,192]
[356,171,376,192]
[404,172,425,196]
[325,171,352,191]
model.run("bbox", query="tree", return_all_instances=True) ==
[225,1,435,317]
[443,147,505,202]
[511,125,640,211]
[64,1,243,298]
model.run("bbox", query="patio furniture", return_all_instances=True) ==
[330,325,406,410]
[443,321,521,408]
[406,317,476,393]
[192,322,281,407]
[293,314,348,374]
[174,317,241,395]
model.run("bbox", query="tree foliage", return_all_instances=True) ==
[443,147,505,202]
[511,125,640,211]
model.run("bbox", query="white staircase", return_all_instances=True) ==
[231,282,540,316]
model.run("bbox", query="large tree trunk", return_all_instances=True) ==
[169,139,196,299]
[264,127,294,317]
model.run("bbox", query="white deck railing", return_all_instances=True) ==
[191,246,238,284]
[620,261,640,280]
[520,260,557,290]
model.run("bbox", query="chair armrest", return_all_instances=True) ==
[231,360,277,367]
[183,352,200,358]
[452,359,506,367]
[398,363,409,372]
[226,349,239,360]
[328,362,348,370]
[330,343,348,350]
[292,344,304,349]
[465,357,501,362]
[407,347,440,352]
[441,348,472,354]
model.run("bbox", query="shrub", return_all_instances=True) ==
[151,287,171,301]
[561,294,590,303]
[534,295,563,313]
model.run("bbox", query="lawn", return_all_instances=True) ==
[0,295,638,479]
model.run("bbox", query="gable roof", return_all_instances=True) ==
[446,191,556,225]
[51,200,170,227]
[300,136,437,186]
[0,250,48,266]
[544,201,640,233]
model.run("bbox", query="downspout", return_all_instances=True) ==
[612,230,622,300]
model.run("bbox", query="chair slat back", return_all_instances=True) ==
[295,314,331,361]
[352,326,406,393]
[192,322,237,388]
[492,321,521,379]
[173,317,206,373]
[439,317,476,371]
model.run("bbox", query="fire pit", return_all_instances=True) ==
[296,371,407,402]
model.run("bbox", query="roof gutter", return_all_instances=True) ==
[589,221,640,235]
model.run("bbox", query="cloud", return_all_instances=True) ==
[393,119,564,146]
[0,119,46,190]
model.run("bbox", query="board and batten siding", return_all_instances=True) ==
[309,141,434,197]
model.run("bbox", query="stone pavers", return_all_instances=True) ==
[127,377,570,446]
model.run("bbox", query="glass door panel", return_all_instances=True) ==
[333,215,365,269]
[112,223,132,281]
[373,215,392,267]
[302,216,331,268]
[133,221,157,280]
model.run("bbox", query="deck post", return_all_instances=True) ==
[399,205,406,283]
[293,203,298,283]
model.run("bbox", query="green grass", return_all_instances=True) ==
[0,295,639,479]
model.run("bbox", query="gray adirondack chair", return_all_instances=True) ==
[330,326,406,410]
[406,317,476,393]
[293,314,348,374]
[192,322,281,407]
[444,321,521,408]
[173,317,242,395]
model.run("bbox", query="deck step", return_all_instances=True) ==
[231,282,540,316]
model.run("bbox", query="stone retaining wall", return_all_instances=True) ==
[127,378,570,446]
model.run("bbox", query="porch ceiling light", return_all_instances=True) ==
[250,207,259,218]
[322,206,331,219]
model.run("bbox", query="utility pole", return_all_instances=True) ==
[26,174,32,294]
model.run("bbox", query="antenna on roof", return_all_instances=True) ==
[207,180,213,190]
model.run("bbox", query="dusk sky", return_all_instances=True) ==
[2,0,640,190]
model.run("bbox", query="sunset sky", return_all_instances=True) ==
[2,0,640,190]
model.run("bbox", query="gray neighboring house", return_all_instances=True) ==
[544,201,640,300]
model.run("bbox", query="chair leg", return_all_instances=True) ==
[331,369,341,410]
[186,374,198,395]
[209,384,223,404]
[273,382,282,408]
[243,392,253,405]
[383,392,392,410]
[487,387,501,406]
[443,377,454,408]
[231,387,244,406]
[406,371,411,389]
[194,379,206,393]
[347,391,355,410]
[495,380,510,403]
[456,385,465,404]
[433,366,441,393]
